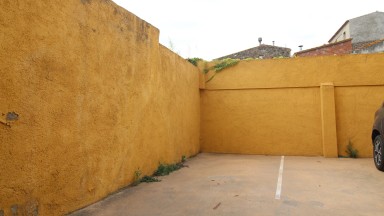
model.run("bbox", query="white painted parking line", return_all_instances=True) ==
[275,156,285,200]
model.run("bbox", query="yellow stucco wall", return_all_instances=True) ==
[335,86,384,157]
[201,54,384,158]
[320,83,338,157]
[204,54,384,89]
[2,1,384,215]
[0,0,199,215]
[201,88,322,155]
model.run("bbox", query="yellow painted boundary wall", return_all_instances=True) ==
[0,1,199,215]
[2,0,384,215]
[201,54,384,158]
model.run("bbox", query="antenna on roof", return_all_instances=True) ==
[258,37,262,45]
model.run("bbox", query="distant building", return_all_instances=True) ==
[295,39,352,57]
[329,11,384,44]
[296,11,384,57]
[216,44,291,60]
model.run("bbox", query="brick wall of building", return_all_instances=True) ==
[295,39,352,57]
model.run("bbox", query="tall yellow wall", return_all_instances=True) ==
[201,54,384,158]
[0,0,199,215]
[2,1,384,215]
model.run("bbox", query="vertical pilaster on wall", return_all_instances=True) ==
[320,83,338,157]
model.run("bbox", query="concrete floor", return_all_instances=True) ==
[70,153,384,216]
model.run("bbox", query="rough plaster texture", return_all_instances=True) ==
[203,54,384,90]
[201,54,384,158]
[0,0,199,215]
[320,83,338,157]
[349,11,384,43]
[335,86,384,157]
[201,88,322,156]
[2,1,384,215]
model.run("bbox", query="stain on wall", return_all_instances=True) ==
[0,112,19,126]
[0,0,199,215]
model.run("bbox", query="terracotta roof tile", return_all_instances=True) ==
[295,38,352,55]
[357,38,384,50]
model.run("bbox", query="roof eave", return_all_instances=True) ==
[328,20,349,43]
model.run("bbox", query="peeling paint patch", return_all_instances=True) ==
[6,112,19,121]
[0,112,19,127]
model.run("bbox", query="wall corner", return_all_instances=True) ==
[199,71,205,89]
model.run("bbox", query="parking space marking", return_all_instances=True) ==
[275,156,285,199]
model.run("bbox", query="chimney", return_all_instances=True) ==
[258,37,262,45]
[272,41,275,46]
[298,45,303,51]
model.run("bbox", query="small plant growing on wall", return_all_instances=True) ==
[154,162,183,176]
[132,168,142,186]
[140,175,161,183]
[132,168,161,186]
[154,156,188,176]
[132,156,188,186]
[186,58,202,66]
[201,61,210,74]
[213,58,240,72]
[345,140,358,158]
[205,58,240,83]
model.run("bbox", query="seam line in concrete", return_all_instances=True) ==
[275,156,285,200]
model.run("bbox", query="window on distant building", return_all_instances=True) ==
[343,32,346,40]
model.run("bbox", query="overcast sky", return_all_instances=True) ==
[112,0,382,60]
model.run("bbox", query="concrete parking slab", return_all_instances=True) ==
[69,153,384,216]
